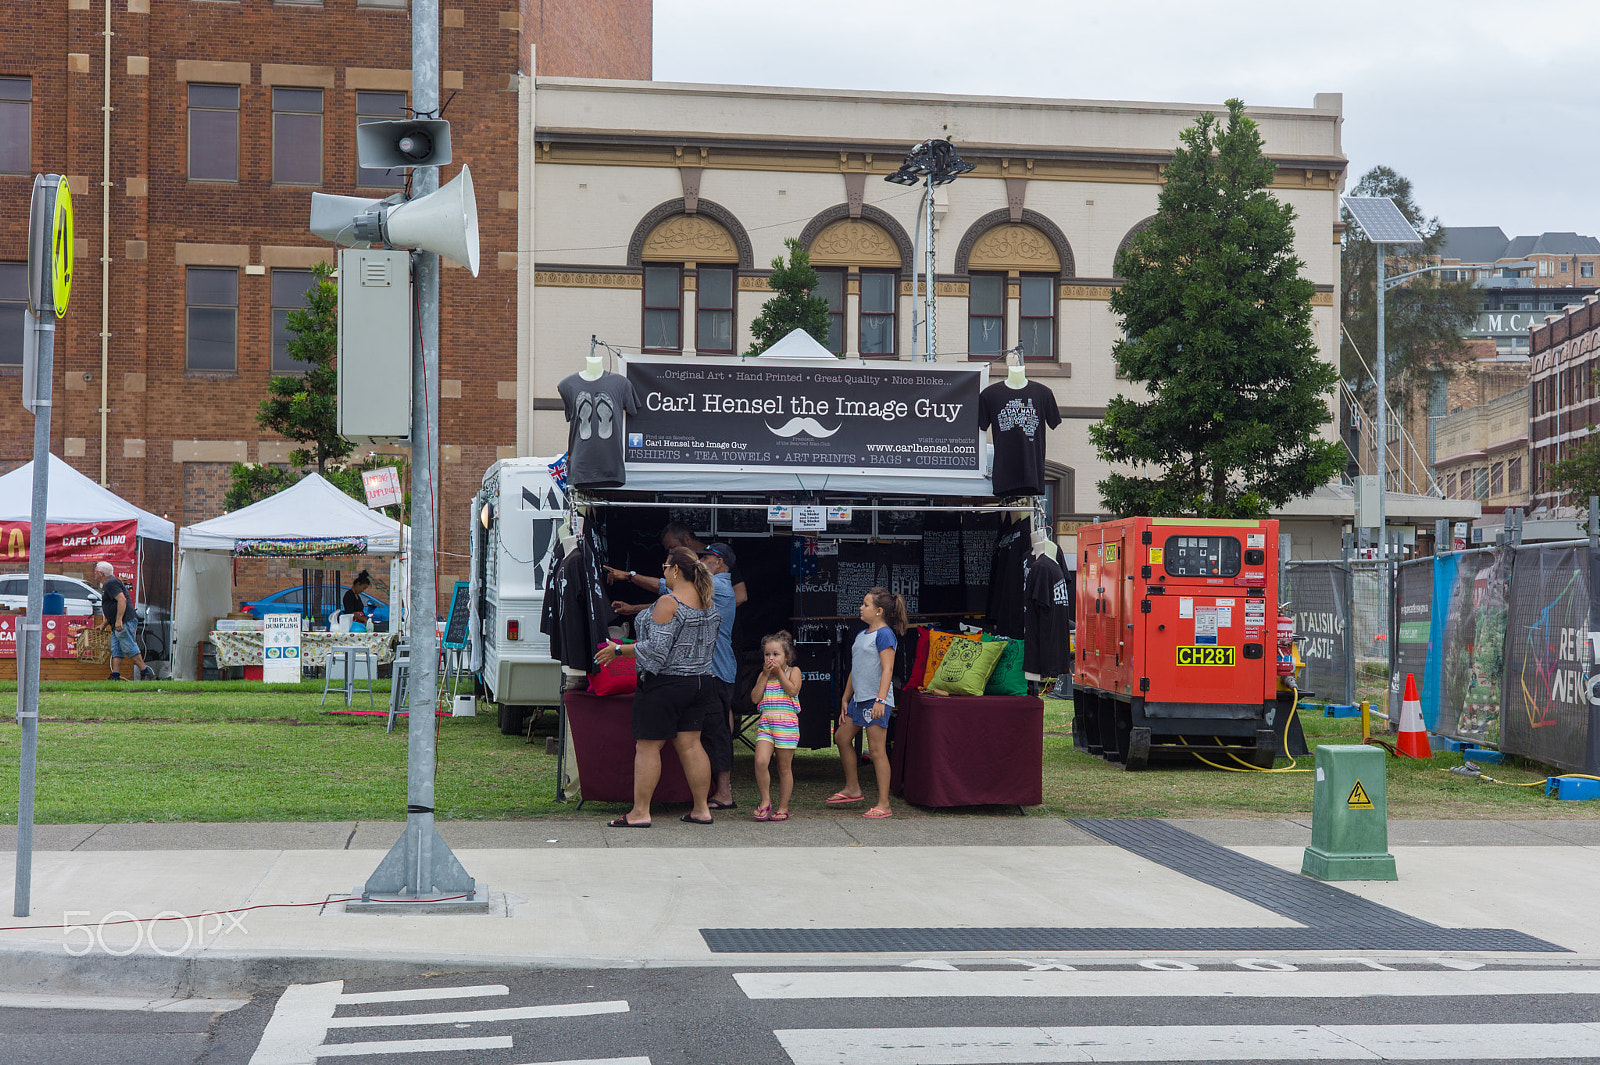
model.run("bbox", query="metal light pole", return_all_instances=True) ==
[1375,250,1388,558]
[887,140,974,362]
[923,172,936,360]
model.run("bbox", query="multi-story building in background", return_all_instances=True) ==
[1432,384,1531,515]
[1528,294,1600,513]
[1,1,652,606]
[1435,227,1600,357]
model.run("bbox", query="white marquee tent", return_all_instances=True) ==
[0,454,174,542]
[172,473,403,679]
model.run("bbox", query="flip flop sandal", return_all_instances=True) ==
[825,792,864,804]
[596,392,616,440]
[752,805,772,821]
[862,808,893,819]
[606,816,651,828]
[768,811,791,822]
[709,799,738,810]
[680,813,714,825]
[576,393,594,440]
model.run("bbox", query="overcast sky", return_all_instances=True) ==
[655,0,1596,241]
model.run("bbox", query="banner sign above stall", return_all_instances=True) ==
[621,357,985,478]
[0,517,139,598]
[793,506,827,532]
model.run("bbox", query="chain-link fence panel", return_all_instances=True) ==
[1284,560,1350,705]
[1501,542,1592,773]
[1350,561,1390,668]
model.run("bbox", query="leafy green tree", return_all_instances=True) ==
[1339,166,1479,413]
[1089,99,1345,518]
[226,260,357,509]
[1549,426,1600,514]
[746,237,834,355]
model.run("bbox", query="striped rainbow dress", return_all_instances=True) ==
[755,679,801,750]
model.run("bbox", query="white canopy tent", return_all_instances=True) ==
[0,454,174,542]
[172,473,404,679]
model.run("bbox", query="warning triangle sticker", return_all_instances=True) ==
[1347,780,1374,810]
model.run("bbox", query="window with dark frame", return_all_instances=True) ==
[0,77,30,175]
[355,91,407,188]
[860,270,896,356]
[271,269,318,373]
[1508,456,1522,493]
[696,266,735,354]
[187,83,240,183]
[815,268,845,354]
[186,268,238,371]
[642,264,682,353]
[0,262,24,366]
[1018,274,1055,360]
[272,87,323,186]
[968,272,1005,357]
[1491,462,1504,496]
[1584,262,1595,279]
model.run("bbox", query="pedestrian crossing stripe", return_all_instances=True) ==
[1347,780,1373,809]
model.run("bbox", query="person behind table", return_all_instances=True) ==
[595,546,720,827]
[342,571,373,633]
[606,542,739,811]
[749,630,802,822]
[94,561,153,681]
[830,586,906,819]
[660,521,748,607]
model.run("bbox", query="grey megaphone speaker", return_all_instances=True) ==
[381,166,480,276]
[309,192,385,245]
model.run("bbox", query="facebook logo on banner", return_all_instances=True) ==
[628,433,643,448]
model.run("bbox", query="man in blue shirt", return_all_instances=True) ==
[696,543,739,809]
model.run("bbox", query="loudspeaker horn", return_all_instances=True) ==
[382,166,480,276]
[356,119,452,170]
[309,192,384,245]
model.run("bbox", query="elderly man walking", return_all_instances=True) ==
[94,561,152,680]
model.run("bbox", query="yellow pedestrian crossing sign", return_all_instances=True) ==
[1347,780,1373,810]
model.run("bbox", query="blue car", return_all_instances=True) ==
[241,586,389,626]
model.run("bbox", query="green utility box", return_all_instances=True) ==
[1301,744,1397,881]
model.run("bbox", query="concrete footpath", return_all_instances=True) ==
[0,817,1597,997]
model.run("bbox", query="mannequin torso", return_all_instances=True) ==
[1006,363,1028,389]
[579,355,604,382]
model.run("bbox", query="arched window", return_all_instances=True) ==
[638,213,741,355]
[962,221,1063,362]
[807,218,902,357]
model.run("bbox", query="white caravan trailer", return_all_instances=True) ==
[469,457,566,734]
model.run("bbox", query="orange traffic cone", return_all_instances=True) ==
[1395,672,1431,759]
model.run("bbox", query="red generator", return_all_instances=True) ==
[1074,516,1282,770]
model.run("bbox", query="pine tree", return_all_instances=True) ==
[1089,99,1345,518]
[226,260,357,509]
[746,237,834,355]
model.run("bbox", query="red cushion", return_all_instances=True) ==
[908,626,932,688]
[588,641,637,697]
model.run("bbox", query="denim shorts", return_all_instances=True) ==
[846,698,893,730]
[108,626,140,658]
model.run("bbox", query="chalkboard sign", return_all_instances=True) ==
[442,580,471,650]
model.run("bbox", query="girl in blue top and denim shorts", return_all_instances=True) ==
[830,586,907,819]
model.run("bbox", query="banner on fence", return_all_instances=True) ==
[1394,559,1433,721]
[1284,562,1349,704]
[1436,548,1511,746]
[1500,544,1593,773]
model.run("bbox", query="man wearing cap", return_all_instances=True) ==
[606,542,739,809]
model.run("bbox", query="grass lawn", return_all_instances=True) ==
[0,680,1594,824]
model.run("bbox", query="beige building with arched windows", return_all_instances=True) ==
[517,78,1351,543]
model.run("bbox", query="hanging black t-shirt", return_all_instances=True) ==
[986,516,1031,639]
[1024,551,1072,676]
[539,539,568,652]
[557,371,640,488]
[978,381,1062,497]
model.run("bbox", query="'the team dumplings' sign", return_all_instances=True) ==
[621,357,984,476]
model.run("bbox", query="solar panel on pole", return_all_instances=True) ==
[1341,197,1422,245]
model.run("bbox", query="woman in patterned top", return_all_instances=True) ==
[748,630,802,822]
[596,547,721,827]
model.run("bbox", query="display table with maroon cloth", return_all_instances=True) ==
[889,689,1044,807]
[561,691,691,807]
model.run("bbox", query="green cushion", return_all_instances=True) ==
[981,634,1028,696]
[927,635,1007,697]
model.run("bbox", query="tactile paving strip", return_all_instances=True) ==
[700,818,1568,954]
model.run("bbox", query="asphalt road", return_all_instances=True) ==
[5,960,1600,1065]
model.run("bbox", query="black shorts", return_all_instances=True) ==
[631,672,717,741]
[700,678,734,772]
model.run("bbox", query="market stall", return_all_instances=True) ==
[539,332,1072,808]
[171,473,404,680]
[0,453,176,674]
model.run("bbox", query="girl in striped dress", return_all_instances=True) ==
[749,630,803,822]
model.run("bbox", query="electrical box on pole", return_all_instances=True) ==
[337,248,413,447]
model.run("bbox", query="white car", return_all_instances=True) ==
[0,573,102,615]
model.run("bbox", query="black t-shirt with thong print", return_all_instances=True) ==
[557,371,640,488]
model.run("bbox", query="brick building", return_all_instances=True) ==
[1528,294,1600,513]
[0,0,651,608]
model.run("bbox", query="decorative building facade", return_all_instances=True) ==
[1528,294,1600,512]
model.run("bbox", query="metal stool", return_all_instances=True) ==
[320,644,376,708]
[386,651,410,733]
